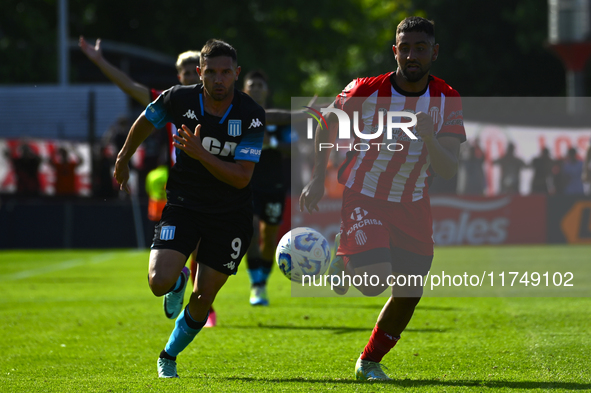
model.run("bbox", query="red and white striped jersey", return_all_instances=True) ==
[335,72,466,203]
[151,89,177,166]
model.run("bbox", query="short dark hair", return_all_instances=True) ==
[396,16,435,41]
[200,39,237,67]
[243,69,268,85]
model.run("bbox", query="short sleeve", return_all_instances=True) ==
[438,90,466,143]
[334,79,359,112]
[235,108,265,162]
[145,88,174,129]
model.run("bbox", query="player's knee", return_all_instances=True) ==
[148,274,174,297]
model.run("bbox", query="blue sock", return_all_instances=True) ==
[247,267,263,286]
[260,266,272,284]
[164,306,208,357]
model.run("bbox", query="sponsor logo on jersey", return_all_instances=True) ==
[224,261,236,270]
[249,118,263,129]
[346,218,383,236]
[228,120,242,137]
[183,109,198,120]
[160,226,176,240]
[351,207,368,221]
[239,147,261,156]
[202,137,237,156]
[444,110,464,127]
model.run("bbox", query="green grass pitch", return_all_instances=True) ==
[0,246,589,392]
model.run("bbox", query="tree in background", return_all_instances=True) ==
[0,0,579,101]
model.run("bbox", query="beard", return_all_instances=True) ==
[208,82,235,102]
[399,62,430,83]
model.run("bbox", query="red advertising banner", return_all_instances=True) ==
[292,194,548,247]
[431,195,547,245]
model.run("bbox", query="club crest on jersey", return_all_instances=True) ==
[228,120,242,137]
[355,230,368,246]
[429,106,440,125]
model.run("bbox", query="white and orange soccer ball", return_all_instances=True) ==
[275,227,331,282]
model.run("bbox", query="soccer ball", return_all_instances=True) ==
[275,227,331,282]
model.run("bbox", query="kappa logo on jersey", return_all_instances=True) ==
[224,261,236,270]
[355,230,368,246]
[228,120,242,137]
[351,207,368,221]
[160,226,176,240]
[183,109,198,120]
[248,118,263,129]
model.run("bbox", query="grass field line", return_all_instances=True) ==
[0,252,119,282]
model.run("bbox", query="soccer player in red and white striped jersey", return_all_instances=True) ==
[300,16,466,381]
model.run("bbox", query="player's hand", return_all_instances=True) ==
[173,124,207,161]
[79,36,103,63]
[299,176,325,214]
[113,157,131,194]
[414,111,435,142]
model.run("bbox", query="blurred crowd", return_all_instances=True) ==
[450,139,591,196]
[2,129,591,200]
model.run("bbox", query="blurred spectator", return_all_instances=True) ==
[49,145,83,196]
[92,145,117,199]
[583,138,591,195]
[529,147,554,194]
[457,139,485,195]
[559,147,584,195]
[427,173,458,195]
[102,116,130,155]
[4,142,41,196]
[493,142,525,194]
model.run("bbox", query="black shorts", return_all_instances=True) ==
[252,190,286,225]
[151,204,253,275]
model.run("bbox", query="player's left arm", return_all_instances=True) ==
[415,112,461,180]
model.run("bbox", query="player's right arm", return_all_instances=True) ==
[114,113,154,193]
[79,36,151,106]
[299,109,338,214]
